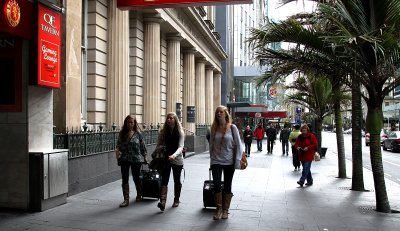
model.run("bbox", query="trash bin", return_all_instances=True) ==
[29,149,68,211]
[320,147,328,158]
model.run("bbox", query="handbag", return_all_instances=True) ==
[314,152,321,161]
[231,125,248,170]
[150,145,167,172]
[151,145,166,159]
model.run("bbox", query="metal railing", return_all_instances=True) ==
[195,124,210,136]
[54,123,159,159]
[54,123,210,159]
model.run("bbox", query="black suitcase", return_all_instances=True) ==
[140,163,161,199]
[203,168,223,208]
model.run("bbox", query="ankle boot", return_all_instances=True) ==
[222,193,233,219]
[213,192,223,220]
[119,183,129,207]
[157,186,168,211]
[172,184,182,207]
[135,182,142,202]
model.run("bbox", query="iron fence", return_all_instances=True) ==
[54,123,209,159]
[54,124,160,159]
[195,124,210,136]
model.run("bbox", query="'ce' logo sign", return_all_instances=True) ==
[43,13,56,28]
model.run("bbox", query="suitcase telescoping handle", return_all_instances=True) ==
[209,167,212,181]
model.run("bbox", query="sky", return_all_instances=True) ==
[268,0,317,21]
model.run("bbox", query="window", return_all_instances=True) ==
[0,38,22,112]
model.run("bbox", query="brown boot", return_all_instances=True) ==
[157,186,168,211]
[222,193,233,219]
[213,192,223,220]
[119,183,129,207]
[135,182,142,202]
[172,184,182,207]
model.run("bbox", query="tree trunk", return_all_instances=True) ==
[366,105,391,213]
[351,80,364,190]
[315,117,322,154]
[333,96,346,178]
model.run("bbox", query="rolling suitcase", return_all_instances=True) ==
[140,163,161,199]
[203,168,224,208]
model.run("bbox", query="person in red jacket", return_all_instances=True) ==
[294,124,318,187]
[254,123,265,152]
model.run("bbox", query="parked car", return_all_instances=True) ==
[382,131,400,152]
[344,128,365,136]
[344,128,352,134]
[365,129,388,146]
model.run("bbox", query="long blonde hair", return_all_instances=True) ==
[210,105,232,137]
[158,112,183,145]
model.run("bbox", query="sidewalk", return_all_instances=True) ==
[1,141,400,231]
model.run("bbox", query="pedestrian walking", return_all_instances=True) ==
[156,112,185,211]
[243,125,254,157]
[294,124,318,187]
[254,122,264,152]
[279,123,291,156]
[115,115,148,207]
[209,105,244,220]
[265,122,277,154]
[289,124,302,171]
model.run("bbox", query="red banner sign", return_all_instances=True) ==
[37,4,61,88]
[117,0,253,9]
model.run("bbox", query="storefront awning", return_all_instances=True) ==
[117,0,254,9]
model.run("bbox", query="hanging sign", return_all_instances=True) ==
[37,4,61,88]
[4,0,21,28]
[187,106,196,123]
[117,0,253,9]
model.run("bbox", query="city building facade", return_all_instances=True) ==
[0,0,254,211]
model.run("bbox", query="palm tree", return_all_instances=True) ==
[249,13,352,179]
[250,0,400,212]
[285,74,334,152]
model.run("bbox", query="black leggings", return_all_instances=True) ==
[161,161,183,187]
[211,164,235,194]
[121,162,142,185]
[292,146,300,168]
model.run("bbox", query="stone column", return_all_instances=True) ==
[182,49,196,132]
[205,66,214,125]
[213,71,222,110]
[143,13,162,125]
[166,34,182,115]
[107,0,129,127]
[195,59,206,125]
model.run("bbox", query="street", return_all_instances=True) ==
[321,131,400,185]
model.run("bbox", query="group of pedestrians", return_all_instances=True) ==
[240,122,318,187]
[114,105,244,221]
[114,107,317,221]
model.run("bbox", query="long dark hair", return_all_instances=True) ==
[119,115,140,141]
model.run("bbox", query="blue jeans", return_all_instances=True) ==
[257,139,263,151]
[281,141,289,154]
[299,161,313,184]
